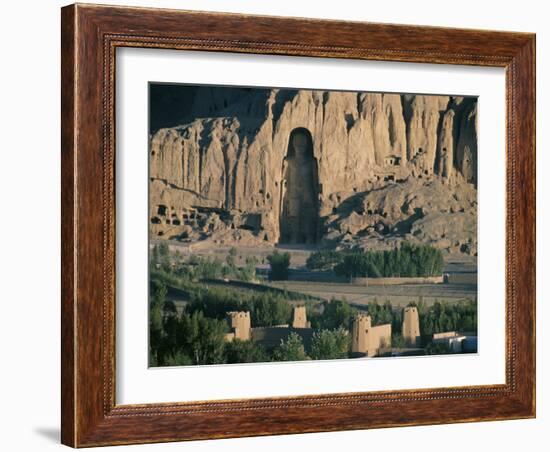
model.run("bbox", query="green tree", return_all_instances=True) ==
[149,280,167,328]
[155,242,171,271]
[273,332,308,361]
[149,279,167,365]
[240,255,258,281]
[306,250,346,271]
[158,242,169,257]
[426,341,452,355]
[391,333,406,348]
[225,340,268,363]
[148,347,158,367]
[318,299,354,330]
[196,257,224,280]
[251,294,292,326]
[151,244,160,267]
[333,242,444,278]
[179,311,228,365]
[310,328,350,360]
[267,251,291,280]
[226,247,238,269]
[164,350,194,366]
[186,287,295,327]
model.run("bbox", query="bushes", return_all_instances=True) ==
[186,286,293,327]
[416,298,477,336]
[150,244,257,282]
[272,332,308,361]
[313,298,356,330]
[366,300,394,327]
[306,250,346,271]
[149,282,477,366]
[333,242,444,278]
[334,252,381,278]
[149,279,167,365]
[307,243,443,279]
[225,339,268,364]
[176,311,228,365]
[310,328,350,360]
[363,297,477,337]
[148,244,473,366]
[425,341,452,355]
[150,309,228,366]
[251,295,293,326]
[187,286,243,320]
[266,251,291,280]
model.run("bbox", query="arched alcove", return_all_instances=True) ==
[279,128,319,244]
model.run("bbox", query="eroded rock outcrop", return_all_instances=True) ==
[325,176,477,255]
[149,88,478,253]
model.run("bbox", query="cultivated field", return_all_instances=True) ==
[158,240,477,308]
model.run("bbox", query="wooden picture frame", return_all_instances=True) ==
[61,3,535,447]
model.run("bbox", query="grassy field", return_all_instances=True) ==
[156,240,477,308]
[267,280,475,307]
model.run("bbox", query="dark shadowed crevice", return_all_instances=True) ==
[279,128,319,244]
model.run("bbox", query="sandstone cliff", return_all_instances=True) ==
[149,87,477,254]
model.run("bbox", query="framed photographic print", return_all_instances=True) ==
[61,3,536,447]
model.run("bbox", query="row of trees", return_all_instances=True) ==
[154,239,444,284]
[305,249,346,271]
[151,244,258,282]
[335,243,444,278]
[308,297,476,339]
[152,327,351,367]
[270,329,350,362]
[187,286,294,327]
[309,298,356,330]
[415,298,477,335]
[151,243,295,282]
[306,242,444,278]
[149,281,352,366]
[186,284,357,332]
[151,273,477,365]
[149,243,475,366]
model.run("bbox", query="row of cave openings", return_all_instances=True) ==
[151,204,198,227]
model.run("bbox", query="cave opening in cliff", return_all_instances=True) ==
[279,128,319,245]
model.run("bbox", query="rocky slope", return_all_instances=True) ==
[149,87,477,254]
[327,176,477,255]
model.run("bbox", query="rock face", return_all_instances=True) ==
[327,176,477,255]
[149,87,477,254]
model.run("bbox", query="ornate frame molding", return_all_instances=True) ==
[61,4,535,447]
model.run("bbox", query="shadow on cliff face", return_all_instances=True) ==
[393,208,425,235]
[149,84,199,134]
[271,89,299,128]
[149,84,273,135]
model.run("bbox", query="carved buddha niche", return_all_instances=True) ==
[279,129,319,244]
